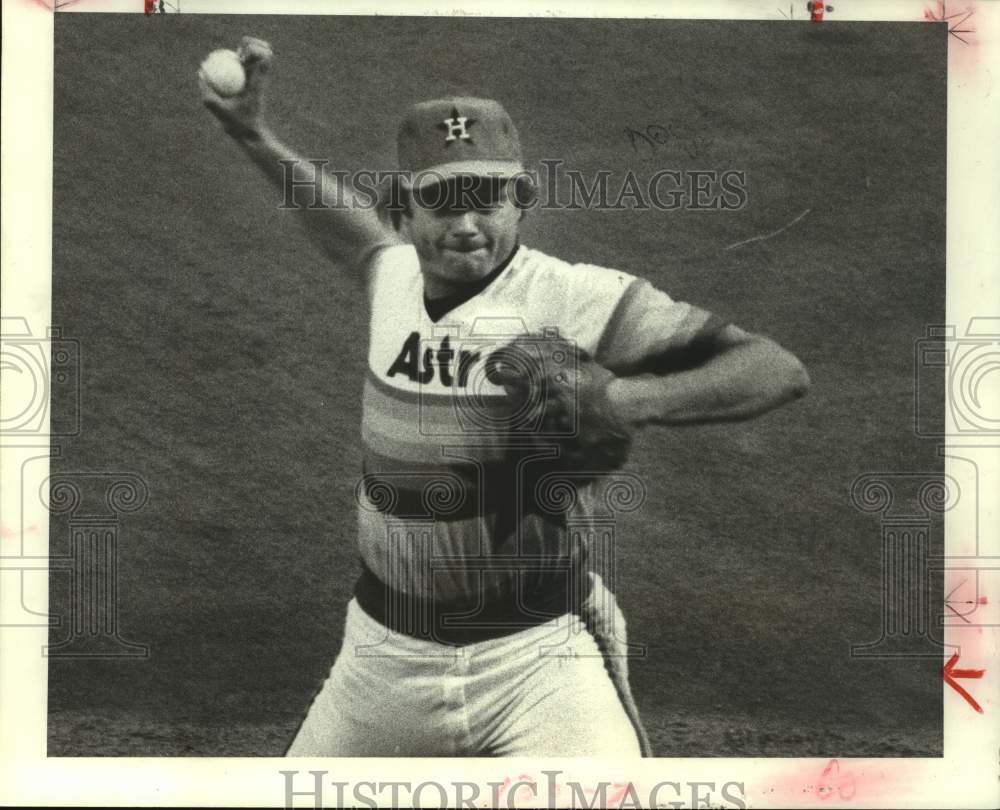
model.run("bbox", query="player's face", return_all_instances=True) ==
[403,176,521,296]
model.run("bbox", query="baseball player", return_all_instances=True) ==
[200,37,810,757]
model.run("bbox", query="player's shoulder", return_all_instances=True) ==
[512,244,638,294]
[366,242,421,297]
[368,242,419,272]
[505,245,643,355]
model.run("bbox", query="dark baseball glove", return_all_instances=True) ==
[489,333,634,476]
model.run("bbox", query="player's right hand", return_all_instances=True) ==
[199,36,273,139]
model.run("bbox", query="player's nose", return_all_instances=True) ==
[450,211,481,235]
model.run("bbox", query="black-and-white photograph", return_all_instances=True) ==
[39,12,953,765]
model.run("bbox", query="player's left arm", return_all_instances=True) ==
[605,306,810,427]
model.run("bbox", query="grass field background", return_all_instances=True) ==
[48,15,946,756]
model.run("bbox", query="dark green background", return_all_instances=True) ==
[49,15,946,755]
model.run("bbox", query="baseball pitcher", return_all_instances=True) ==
[200,37,810,757]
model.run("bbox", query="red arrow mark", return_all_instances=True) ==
[943,652,985,714]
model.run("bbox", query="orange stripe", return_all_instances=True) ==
[364,373,510,427]
[594,276,645,364]
[362,372,522,464]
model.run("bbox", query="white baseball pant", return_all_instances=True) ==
[286,575,644,757]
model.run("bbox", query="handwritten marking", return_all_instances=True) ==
[945,578,967,602]
[945,579,989,622]
[943,652,985,714]
[817,758,856,801]
[923,1,976,44]
[31,0,82,8]
[624,124,671,154]
[724,208,811,251]
[624,123,712,160]
[606,782,633,806]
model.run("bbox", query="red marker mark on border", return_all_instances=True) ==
[943,652,985,714]
[944,579,990,622]
[924,1,976,44]
[807,1,834,23]
[606,782,634,806]
[494,775,538,807]
[1,524,38,540]
[817,759,856,801]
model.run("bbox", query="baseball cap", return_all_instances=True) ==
[396,97,524,190]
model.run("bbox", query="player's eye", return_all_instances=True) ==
[415,178,508,213]
[472,178,509,209]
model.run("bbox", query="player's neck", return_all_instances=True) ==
[421,242,520,321]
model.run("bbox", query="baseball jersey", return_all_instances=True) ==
[356,242,693,624]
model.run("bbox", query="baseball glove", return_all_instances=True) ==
[489,333,634,476]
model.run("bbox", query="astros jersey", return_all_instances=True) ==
[357,242,693,615]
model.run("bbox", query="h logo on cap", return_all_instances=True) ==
[440,107,476,144]
[397,98,521,185]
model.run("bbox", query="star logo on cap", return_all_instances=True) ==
[437,106,477,146]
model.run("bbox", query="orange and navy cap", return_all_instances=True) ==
[396,97,523,189]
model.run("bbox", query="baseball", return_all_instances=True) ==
[200,49,246,97]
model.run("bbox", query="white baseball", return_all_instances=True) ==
[200,49,246,97]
